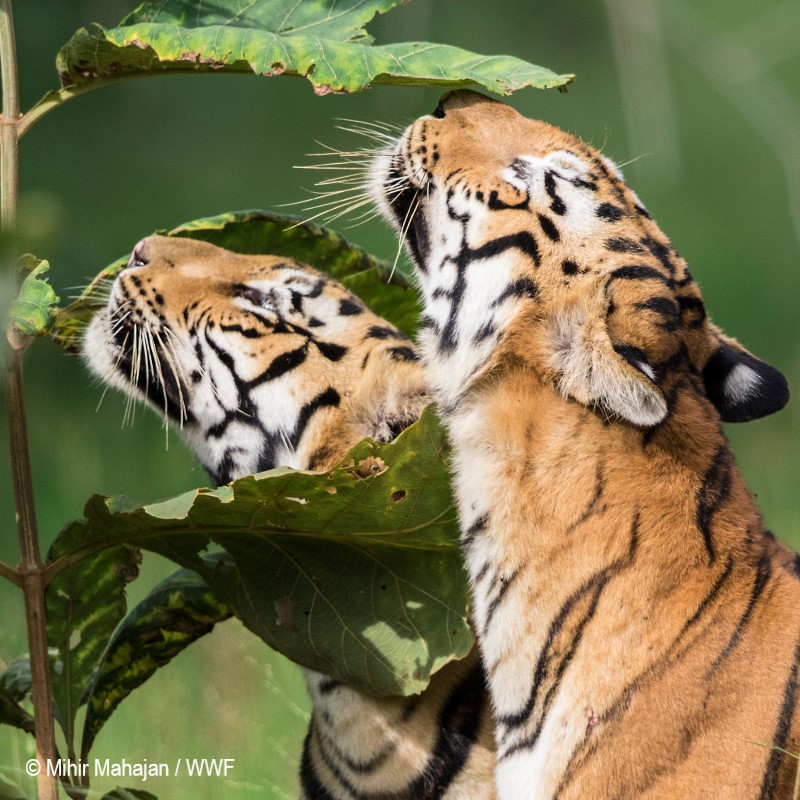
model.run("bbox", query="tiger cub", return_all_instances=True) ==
[369,89,800,799]
[82,235,496,799]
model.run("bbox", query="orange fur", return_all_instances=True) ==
[371,90,799,799]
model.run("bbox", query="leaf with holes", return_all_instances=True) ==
[53,209,419,352]
[47,0,572,105]
[49,408,469,696]
[81,563,232,757]
[45,539,141,755]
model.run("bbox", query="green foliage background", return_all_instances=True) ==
[1,0,799,797]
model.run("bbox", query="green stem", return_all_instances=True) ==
[0,0,18,229]
[1,2,59,798]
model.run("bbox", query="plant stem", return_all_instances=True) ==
[2,2,59,798]
[5,350,59,800]
[0,0,18,228]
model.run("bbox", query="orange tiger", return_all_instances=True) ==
[369,89,799,799]
[82,234,496,799]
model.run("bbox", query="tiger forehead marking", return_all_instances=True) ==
[83,235,421,485]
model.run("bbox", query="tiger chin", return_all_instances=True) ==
[370,90,800,799]
[82,234,496,800]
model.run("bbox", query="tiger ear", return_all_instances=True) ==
[703,333,789,422]
[550,303,668,428]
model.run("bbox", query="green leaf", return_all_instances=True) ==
[45,539,141,755]
[53,209,419,352]
[50,408,470,696]
[0,771,26,800]
[81,564,232,757]
[7,255,60,338]
[52,0,572,98]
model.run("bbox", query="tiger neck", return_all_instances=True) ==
[444,365,765,623]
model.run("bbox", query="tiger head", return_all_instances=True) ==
[83,235,428,485]
[369,90,789,428]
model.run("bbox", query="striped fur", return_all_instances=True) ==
[82,235,495,799]
[369,90,799,799]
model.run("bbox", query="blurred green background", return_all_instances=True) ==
[1,0,799,797]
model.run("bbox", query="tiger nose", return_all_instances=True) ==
[127,239,149,268]
[431,89,502,118]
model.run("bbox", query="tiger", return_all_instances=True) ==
[81,234,497,799]
[367,89,800,799]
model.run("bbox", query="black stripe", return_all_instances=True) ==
[338,298,363,316]
[606,237,645,254]
[706,551,771,678]
[487,190,529,211]
[596,202,624,221]
[469,232,541,266]
[219,323,270,338]
[462,514,489,550]
[405,658,487,799]
[567,466,605,532]
[544,171,567,215]
[554,555,736,799]
[306,724,362,799]
[759,637,800,800]
[316,727,396,776]
[641,236,676,276]
[367,325,405,340]
[299,730,338,800]
[293,388,341,448]
[492,278,539,307]
[387,345,419,362]
[609,265,672,286]
[483,568,521,634]
[247,343,309,387]
[316,341,347,362]
[537,213,561,242]
[498,514,640,734]
[635,296,680,332]
[696,446,733,563]
[499,578,606,761]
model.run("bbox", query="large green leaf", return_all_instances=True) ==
[49,408,470,696]
[81,563,232,757]
[45,538,141,754]
[53,209,419,352]
[51,0,572,100]
[7,255,60,339]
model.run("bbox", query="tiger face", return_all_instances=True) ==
[84,235,427,485]
[370,89,788,428]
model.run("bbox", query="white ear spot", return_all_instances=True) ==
[724,363,762,404]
